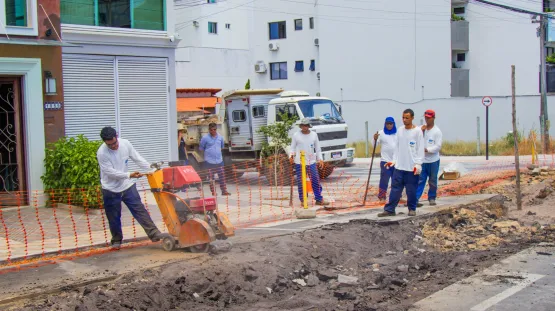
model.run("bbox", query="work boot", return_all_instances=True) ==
[408,210,416,217]
[150,231,165,242]
[429,199,437,206]
[221,191,231,196]
[377,211,396,217]
[416,203,424,208]
[315,199,330,206]
[112,242,121,250]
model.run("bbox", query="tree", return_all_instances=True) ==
[258,110,298,186]
[245,79,251,90]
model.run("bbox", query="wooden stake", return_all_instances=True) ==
[511,65,522,211]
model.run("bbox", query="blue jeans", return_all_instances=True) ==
[204,161,228,194]
[102,184,160,245]
[416,160,440,201]
[295,163,323,203]
[384,170,420,212]
[378,161,395,200]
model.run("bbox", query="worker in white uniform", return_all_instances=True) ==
[373,117,398,202]
[416,109,443,207]
[378,109,425,217]
[290,118,329,206]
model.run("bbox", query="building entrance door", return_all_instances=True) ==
[0,77,27,205]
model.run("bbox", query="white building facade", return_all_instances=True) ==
[176,0,554,142]
[60,0,179,165]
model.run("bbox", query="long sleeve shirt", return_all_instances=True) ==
[423,126,443,163]
[97,138,151,193]
[392,126,425,172]
[199,134,224,164]
[290,131,322,165]
[374,130,397,163]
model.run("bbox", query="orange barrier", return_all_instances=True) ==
[0,154,546,269]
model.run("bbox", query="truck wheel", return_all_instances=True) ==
[318,162,335,179]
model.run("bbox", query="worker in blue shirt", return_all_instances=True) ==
[199,123,231,196]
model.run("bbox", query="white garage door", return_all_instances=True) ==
[62,54,170,169]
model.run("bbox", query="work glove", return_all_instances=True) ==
[413,164,422,175]
[385,162,395,169]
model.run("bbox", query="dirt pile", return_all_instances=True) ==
[18,210,534,311]
[421,196,555,252]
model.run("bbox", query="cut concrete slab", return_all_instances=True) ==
[295,208,317,219]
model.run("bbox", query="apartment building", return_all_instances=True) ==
[60,0,180,168]
[176,0,551,141]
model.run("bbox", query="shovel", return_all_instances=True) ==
[362,131,379,206]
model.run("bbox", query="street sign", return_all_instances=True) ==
[482,96,493,107]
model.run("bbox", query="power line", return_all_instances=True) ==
[471,0,549,16]
[175,0,258,29]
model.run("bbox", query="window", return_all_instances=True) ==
[225,23,230,29]
[208,22,217,34]
[5,0,27,26]
[60,0,165,31]
[295,61,304,72]
[276,105,298,121]
[270,62,288,80]
[207,0,217,3]
[453,7,465,14]
[309,60,316,71]
[457,53,466,62]
[269,21,286,39]
[309,17,314,29]
[294,19,302,30]
[252,106,265,118]
[232,110,246,122]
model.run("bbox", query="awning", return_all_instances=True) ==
[177,97,220,112]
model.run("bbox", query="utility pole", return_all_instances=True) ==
[537,15,550,154]
[511,65,522,211]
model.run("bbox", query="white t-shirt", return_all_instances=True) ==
[423,126,442,163]
[393,126,425,172]
[290,131,323,165]
[97,138,152,193]
[374,130,397,163]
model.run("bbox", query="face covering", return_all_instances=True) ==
[384,117,397,135]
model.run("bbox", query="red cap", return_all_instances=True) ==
[424,109,435,118]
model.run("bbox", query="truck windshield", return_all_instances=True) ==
[297,99,344,122]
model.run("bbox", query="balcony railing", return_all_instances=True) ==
[452,68,469,97]
[451,20,469,51]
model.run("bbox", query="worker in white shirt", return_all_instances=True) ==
[378,109,425,217]
[373,117,398,202]
[97,127,165,250]
[416,109,443,207]
[290,118,330,206]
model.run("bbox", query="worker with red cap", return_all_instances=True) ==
[416,109,443,206]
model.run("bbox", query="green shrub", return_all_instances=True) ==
[41,135,103,208]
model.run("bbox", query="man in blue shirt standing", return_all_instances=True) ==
[200,123,231,196]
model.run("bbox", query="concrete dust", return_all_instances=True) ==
[15,203,545,311]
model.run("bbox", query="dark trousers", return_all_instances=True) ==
[378,161,395,200]
[204,161,228,194]
[102,184,160,244]
[416,160,440,201]
[295,163,323,203]
[384,170,420,212]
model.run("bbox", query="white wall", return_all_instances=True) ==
[175,0,252,91]
[249,0,320,95]
[343,95,555,143]
[465,1,540,96]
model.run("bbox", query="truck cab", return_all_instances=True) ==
[267,91,355,169]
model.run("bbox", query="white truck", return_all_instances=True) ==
[181,89,354,185]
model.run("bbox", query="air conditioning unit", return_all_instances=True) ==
[317,72,320,80]
[193,21,199,27]
[269,43,279,51]
[254,62,267,73]
[314,38,319,46]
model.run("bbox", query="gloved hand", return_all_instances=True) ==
[385,162,395,169]
[413,164,422,175]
